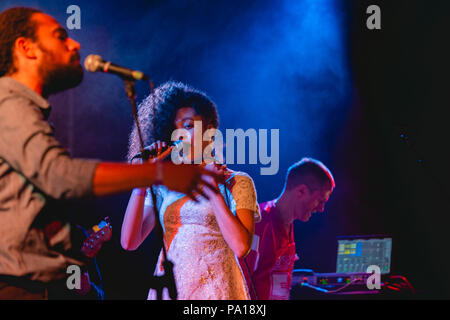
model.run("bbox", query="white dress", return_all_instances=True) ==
[146,170,261,300]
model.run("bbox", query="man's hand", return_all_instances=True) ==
[160,162,224,200]
[145,141,225,199]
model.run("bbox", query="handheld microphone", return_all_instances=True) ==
[84,54,149,81]
[130,140,183,162]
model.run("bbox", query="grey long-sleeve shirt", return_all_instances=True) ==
[0,77,98,283]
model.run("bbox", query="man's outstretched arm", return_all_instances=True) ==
[0,96,221,199]
[93,161,221,197]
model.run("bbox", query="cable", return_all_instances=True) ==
[300,278,364,294]
[323,278,364,293]
[92,257,105,300]
[243,256,259,300]
[300,282,329,293]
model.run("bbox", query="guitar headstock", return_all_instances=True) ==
[81,217,112,259]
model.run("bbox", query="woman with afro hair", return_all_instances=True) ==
[121,81,261,300]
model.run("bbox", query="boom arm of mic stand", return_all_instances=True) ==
[123,79,178,300]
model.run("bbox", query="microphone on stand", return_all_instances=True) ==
[84,54,149,81]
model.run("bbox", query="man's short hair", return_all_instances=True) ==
[0,7,42,77]
[284,157,335,192]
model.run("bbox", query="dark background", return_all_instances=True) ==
[1,0,448,299]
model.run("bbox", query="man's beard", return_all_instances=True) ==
[38,45,83,97]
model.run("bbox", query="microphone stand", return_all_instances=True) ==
[123,78,178,300]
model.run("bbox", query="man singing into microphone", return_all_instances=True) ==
[0,7,221,299]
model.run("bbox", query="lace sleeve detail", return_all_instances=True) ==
[228,172,261,222]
